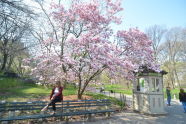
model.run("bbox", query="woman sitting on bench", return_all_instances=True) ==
[41,81,63,114]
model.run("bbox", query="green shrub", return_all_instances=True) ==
[0,77,24,89]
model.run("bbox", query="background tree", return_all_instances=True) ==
[0,0,35,73]
[146,25,167,61]
[158,27,186,88]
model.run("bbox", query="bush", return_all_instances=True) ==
[4,72,19,78]
[0,78,23,89]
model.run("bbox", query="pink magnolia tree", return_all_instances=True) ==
[26,0,159,99]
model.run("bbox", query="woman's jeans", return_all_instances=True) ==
[48,96,62,111]
[167,96,171,105]
[181,102,186,112]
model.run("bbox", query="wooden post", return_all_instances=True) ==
[122,94,125,109]
[84,98,87,120]
[60,101,64,121]
[122,94,125,103]
[120,93,123,110]
[107,112,111,118]
[120,93,122,101]
[104,99,108,117]
[88,114,92,121]
[8,108,15,118]
[104,100,111,118]
[65,101,69,124]
[87,99,93,121]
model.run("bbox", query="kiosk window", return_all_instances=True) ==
[137,78,148,92]
[156,79,160,92]
[137,78,140,91]
[152,78,160,92]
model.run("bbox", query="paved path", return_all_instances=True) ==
[56,92,186,124]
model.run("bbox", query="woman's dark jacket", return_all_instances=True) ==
[179,92,186,102]
[50,86,63,100]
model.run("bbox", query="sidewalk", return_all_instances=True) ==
[51,91,186,124]
[100,92,186,124]
[63,97,186,124]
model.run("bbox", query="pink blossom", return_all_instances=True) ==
[24,0,159,92]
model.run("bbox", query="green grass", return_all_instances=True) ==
[0,77,24,88]
[104,84,182,99]
[63,84,77,96]
[104,84,121,90]
[104,84,132,95]
[0,77,77,101]
[86,92,125,107]
[115,89,132,95]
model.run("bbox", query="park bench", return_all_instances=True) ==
[0,99,115,123]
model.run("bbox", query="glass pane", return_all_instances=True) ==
[156,79,160,92]
[139,78,145,92]
[137,78,140,91]
[152,78,155,92]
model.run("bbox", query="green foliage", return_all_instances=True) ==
[99,71,111,84]
[0,77,24,89]
[164,88,180,99]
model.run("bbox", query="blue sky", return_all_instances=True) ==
[28,0,186,32]
[117,0,186,31]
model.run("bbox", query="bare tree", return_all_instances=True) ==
[146,25,167,61]
[0,0,35,72]
[159,27,186,88]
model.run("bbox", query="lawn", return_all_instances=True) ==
[0,77,124,107]
[0,77,24,89]
[104,84,181,99]
[0,77,77,101]
[85,92,125,107]
[104,84,132,95]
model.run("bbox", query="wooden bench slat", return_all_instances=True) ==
[0,99,110,105]
[0,99,115,122]
[2,101,111,107]
[1,102,111,112]
[0,101,111,112]
[0,109,115,121]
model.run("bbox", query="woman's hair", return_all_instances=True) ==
[55,81,61,86]
[180,88,184,94]
[166,86,170,90]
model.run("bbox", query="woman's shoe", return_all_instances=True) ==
[50,111,56,115]
[41,105,48,112]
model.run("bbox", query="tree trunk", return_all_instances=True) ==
[170,71,175,89]
[1,53,8,71]
[77,67,106,99]
[127,81,130,89]
[77,73,82,99]
[78,92,82,99]
[173,61,181,88]
[174,69,181,88]
[63,80,68,88]
[7,55,14,71]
